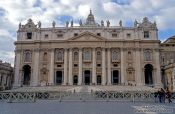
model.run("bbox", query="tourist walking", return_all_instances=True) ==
[166,89,172,103]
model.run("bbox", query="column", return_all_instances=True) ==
[102,48,106,85]
[155,49,162,87]
[68,48,73,85]
[63,48,68,85]
[107,48,111,85]
[92,48,96,84]
[173,68,175,91]
[135,48,142,86]
[32,49,40,86]
[0,73,1,85]
[120,48,125,84]
[78,48,82,85]
[13,50,21,87]
[49,49,54,85]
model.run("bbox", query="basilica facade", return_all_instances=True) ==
[13,11,162,87]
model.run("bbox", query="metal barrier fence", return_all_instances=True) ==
[0,91,157,103]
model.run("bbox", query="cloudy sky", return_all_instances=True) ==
[0,0,175,66]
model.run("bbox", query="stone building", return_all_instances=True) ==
[160,35,175,91]
[13,10,162,88]
[0,60,13,90]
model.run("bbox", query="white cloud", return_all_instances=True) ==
[0,0,175,65]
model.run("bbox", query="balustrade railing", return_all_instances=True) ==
[0,91,161,103]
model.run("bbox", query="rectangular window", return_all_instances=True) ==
[144,31,149,38]
[112,33,118,37]
[97,33,101,36]
[74,64,78,67]
[45,34,48,38]
[113,64,118,67]
[57,34,63,38]
[74,33,78,36]
[97,64,101,67]
[57,65,61,67]
[127,33,131,38]
[27,32,32,39]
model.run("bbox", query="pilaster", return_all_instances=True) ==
[68,48,73,85]
[78,48,82,85]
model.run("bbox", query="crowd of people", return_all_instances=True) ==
[154,88,173,103]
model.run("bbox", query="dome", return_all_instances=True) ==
[84,10,99,26]
[86,10,95,22]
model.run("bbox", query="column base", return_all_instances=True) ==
[13,83,21,88]
[154,83,163,88]
[31,83,39,87]
[136,83,143,86]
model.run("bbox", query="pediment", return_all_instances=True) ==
[68,32,107,41]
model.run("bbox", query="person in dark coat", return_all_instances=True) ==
[154,91,159,103]
[166,89,172,103]
[161,88,166,103]
[158,89,162,103]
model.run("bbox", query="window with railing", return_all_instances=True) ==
[83,50,91,61]
[55,50,64,61]
[24,50,32,62]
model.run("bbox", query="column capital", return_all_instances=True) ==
[69,48,73,51]
[79,48,83,51]
[64,48,68,51]
[92,48,96,51]
[102,48,107,51]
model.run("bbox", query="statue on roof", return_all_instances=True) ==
[134,19,138,27]
[119,20,122,27]
[79,19,82,26]
[66,21,69,27]
[71,20,73,27]
[153,21,157,27]
[52,21,56,28]
[38,21,41,28]
[101,20,104,26]
[107,20,110,27]
[19,22,21,29]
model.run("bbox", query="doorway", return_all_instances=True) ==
[144,64,153,85]
[97,75,101,85]
[73,75,78,85]
[112,70,119,84]
[23,65,31,85]
[56,71,63,85]
[84,70,91,85]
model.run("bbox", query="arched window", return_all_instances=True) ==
[112,51,119,61]
[144,51,152,61]
[74,52,78,61]
[128,51,132,60]
[43,52,47,61]
[96,51,101,61]
[24,51,31,62]
[84,50,91,61]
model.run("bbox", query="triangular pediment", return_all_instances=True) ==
[68,31,107,41]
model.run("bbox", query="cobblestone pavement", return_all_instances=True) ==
[0,100,175,114]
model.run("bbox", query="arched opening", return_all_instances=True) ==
[56,71,63,85]
[144,64,153,85]
[23,65,31,85]
[73,75,78,85]
[112,70,119,84]
[43,52,47,61]
[73,52,78,61]
[97,75,101,85]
